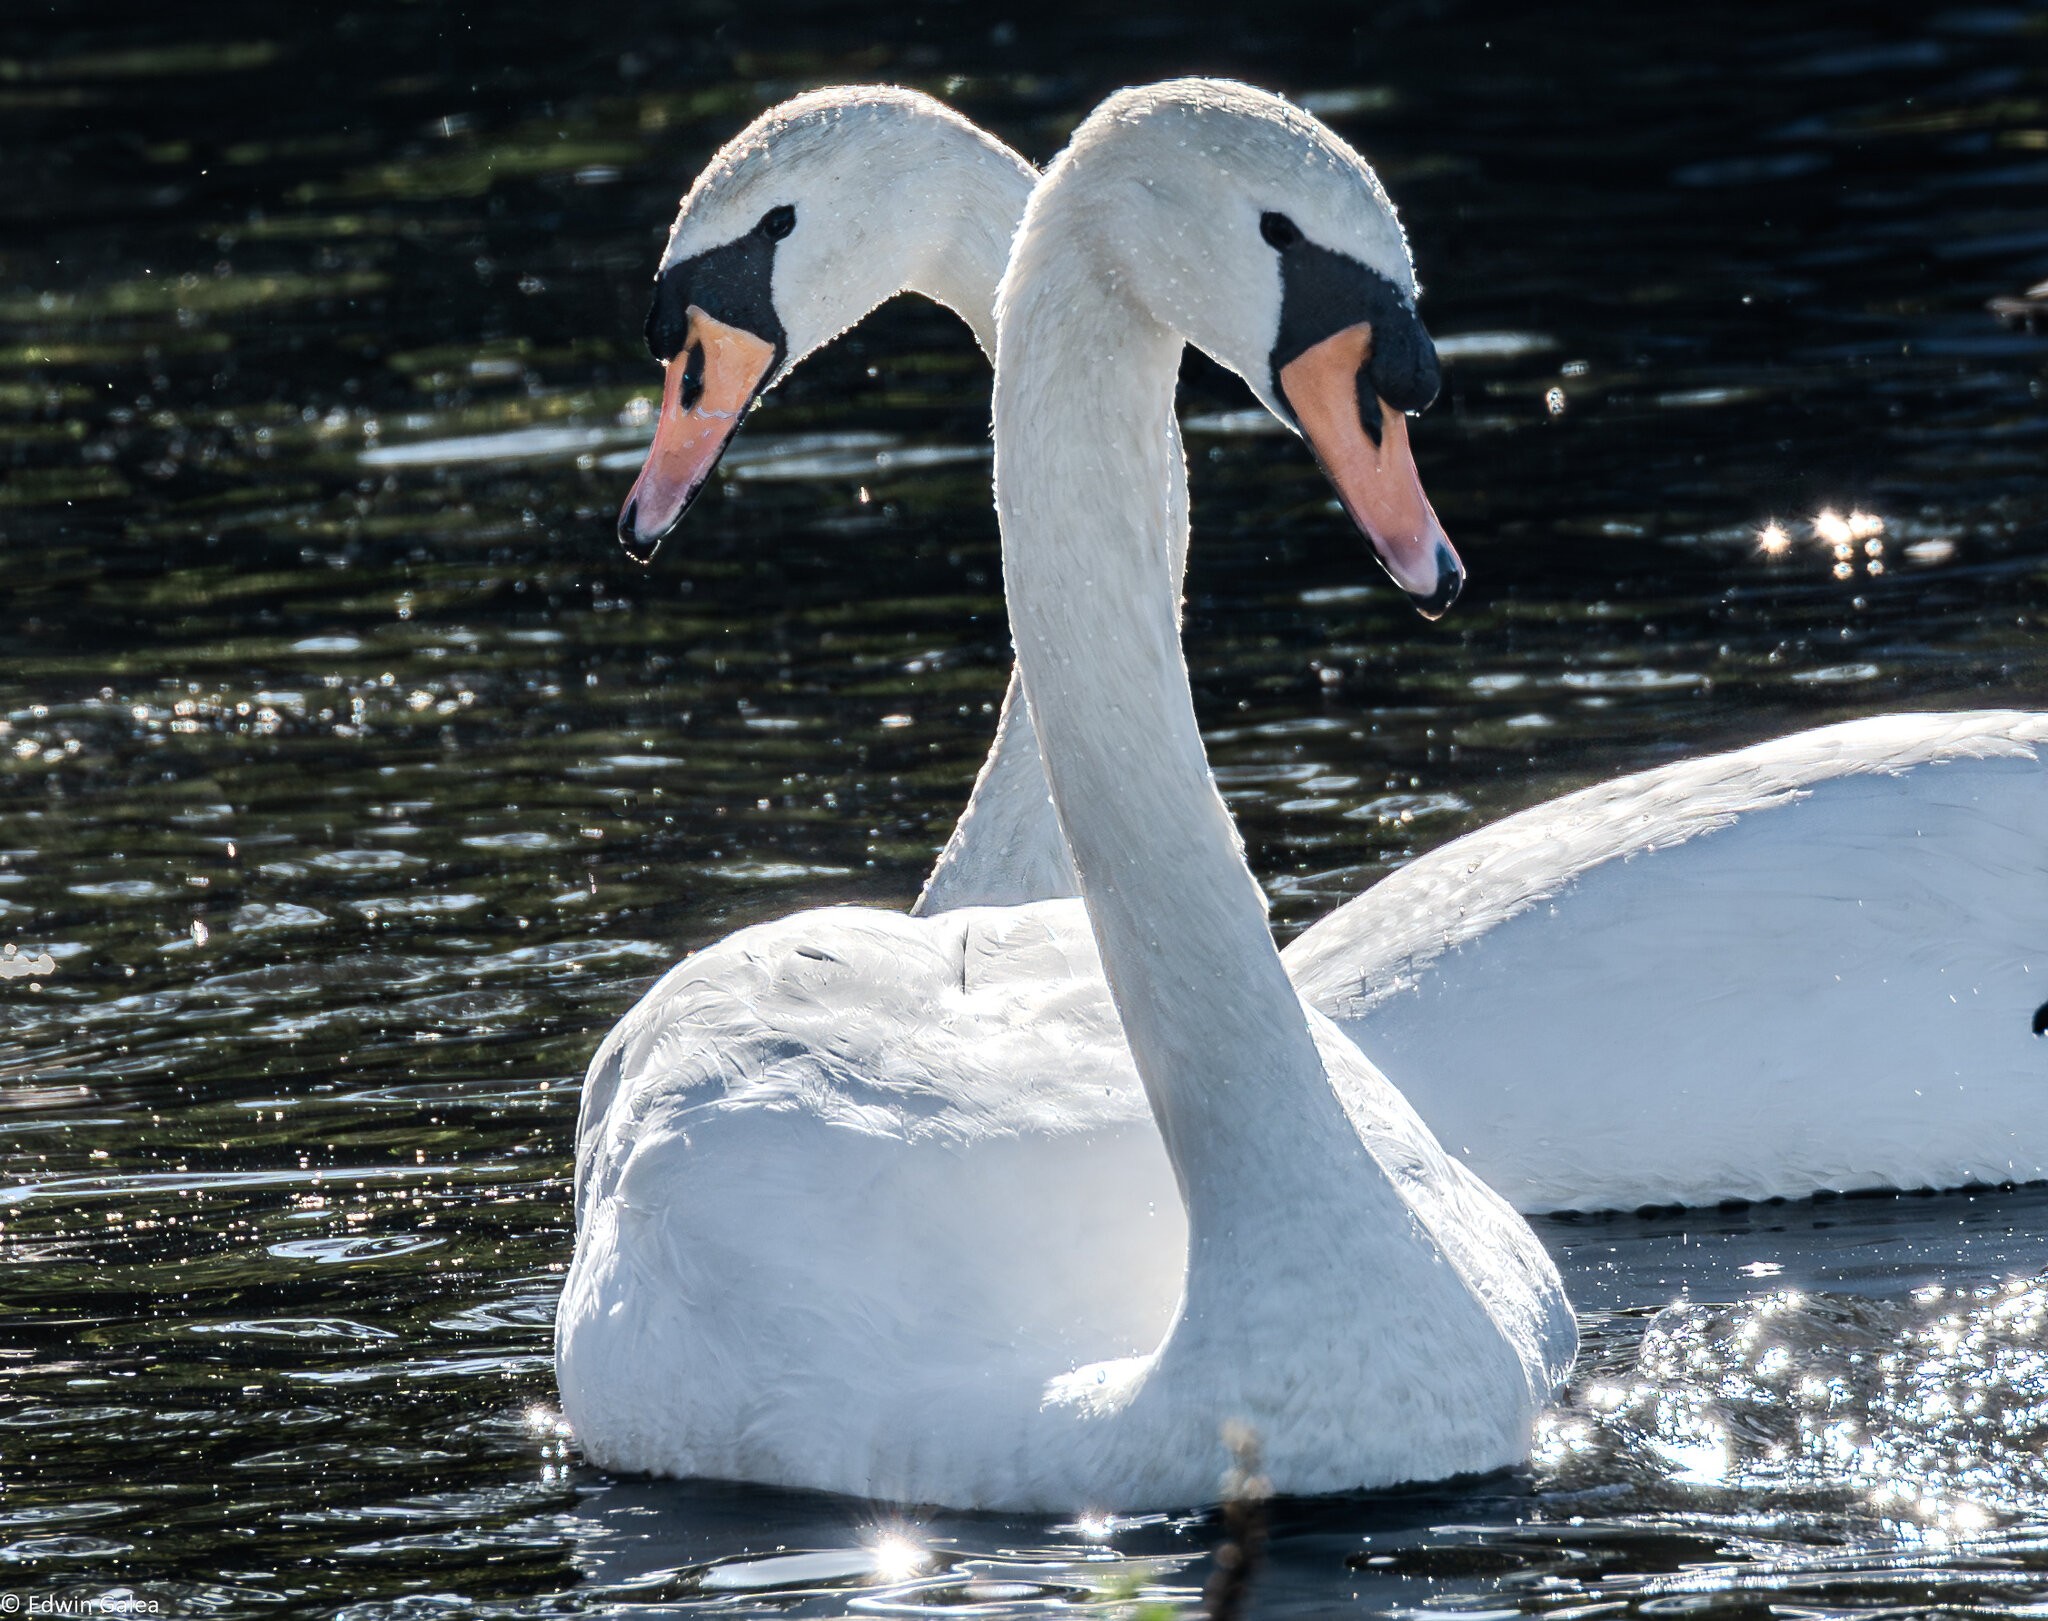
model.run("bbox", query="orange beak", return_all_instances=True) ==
[616,306,780,563]
[1279,322,1463,618]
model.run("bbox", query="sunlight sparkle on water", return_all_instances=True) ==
[522,1402,572,1438]
[865,1530,930,1584]
[1541,1278,2048,1526]
[1762,510,1891,573]
[1657,1431,1732,1485]
[1812,508,1886,574]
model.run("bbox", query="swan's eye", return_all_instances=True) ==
[1260,211,1303,251]
[759,204,797,241]
[2033,999,2048,1037]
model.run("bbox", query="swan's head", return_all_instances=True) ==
[1035,79,1458,616]
[617,86,1035,561]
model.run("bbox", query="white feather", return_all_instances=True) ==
[1285,711,2048,1209]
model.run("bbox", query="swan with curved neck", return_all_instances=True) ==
[561,79,1573,1510]
[616,88,2048,1214]
[615,85,1095,910]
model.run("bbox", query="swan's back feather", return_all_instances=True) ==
[1287,711,2048,1210]
[1289,710,2048,1017]
[560,901,1205,1501]
[577,902,1142,1212]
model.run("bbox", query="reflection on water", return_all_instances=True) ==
[2,0,2047,1614]
[1546,1279,2048,1524]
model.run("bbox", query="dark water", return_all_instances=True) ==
[2,0,2047,1613]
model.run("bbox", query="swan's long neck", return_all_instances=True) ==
[993,224,1385,1311]
[912,175,1195,914]
[901,155,1084,915]
[913,670,1078,912]
[897,150,1031,360]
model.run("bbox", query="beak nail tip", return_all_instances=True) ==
[1409,547,1464,620]
[616,502,660,565]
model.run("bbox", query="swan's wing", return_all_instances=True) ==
[1287,710,2048,1016]
[574,898,1147,1217]
[560,898,1185,1487]
[1284,710,2048,1210]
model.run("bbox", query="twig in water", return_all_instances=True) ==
[1203,1420,1271,1621]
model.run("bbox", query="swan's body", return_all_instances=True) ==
[1287,711,2048,1211]
[562,79,1574,1509]
[608,87,2048,1215]
[566,899,1561,1504]
[567,897,1559,1505]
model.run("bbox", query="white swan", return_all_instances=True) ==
[613,88,2048,1215]
[560,79,1576,1512]
[1285,712,2048,1211]
[612,86,1088,911]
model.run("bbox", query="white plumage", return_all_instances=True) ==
[611,86,2048,1215]
[560,80,1576,1510]
[1287,711,2048,1210]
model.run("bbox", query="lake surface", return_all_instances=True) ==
[2,0,2047,1614]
